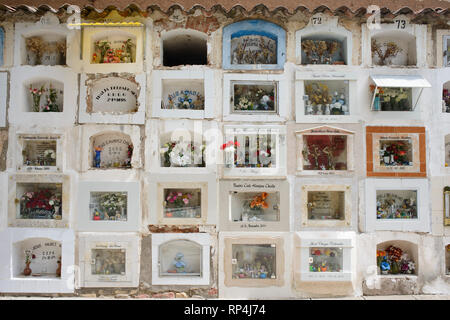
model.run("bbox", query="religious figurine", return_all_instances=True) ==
[94,146,102,168]
[173,252,186,273]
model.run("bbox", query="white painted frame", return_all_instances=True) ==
[0,72,6,127]
[78,232,140,288]
[295,231,355,282]
[0,228,75,293]
[223,73,289,122]
[12,129,64,173]
[146,119,217,174]
[295,125,355,176]
[219,179,290,232]
[145,172,217,226]
[78,73,146,124]
[295,71,358,123]
[76,181,140,232]
[79,124,142,173]
[295,15,353,66]
[362,18,427,67]
[7,173,70,229]
[9,66,77,126]
[151,233,210,286]
[152,69,215,119]
[365,178,430,233]
[13,16,77,67]
[299,184,352,229]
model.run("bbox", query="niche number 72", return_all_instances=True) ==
[312,17,322,25]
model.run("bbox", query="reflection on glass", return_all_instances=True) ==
[232,244,276,279]
[304,80,349,115]
[23,140,57,167]
[159,240,202,277]
[307,191,345,220]
[379,139,413,167]
[230,191,280,222]
[163,188,201,219]
[376,190,417,219]
[18,183,62,220]
[232,81,277,113]
[302,135,347,170]
[90,192,127,221]
[91,249,126,275]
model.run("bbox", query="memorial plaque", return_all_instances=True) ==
[90,77,139,114]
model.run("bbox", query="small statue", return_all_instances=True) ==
[173,252,186,273]
[380,258,391,274]
[94,146,102,168]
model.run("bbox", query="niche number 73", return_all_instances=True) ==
[396,20,406,29]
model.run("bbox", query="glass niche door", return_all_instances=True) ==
[231,244,277,280]
[163,188,201,219]
[91,248,126,276]
[89,191,128,221]
[307,191,345,220]
[308,247,343,273]
[159,240,202,277]
[229,191,280,222]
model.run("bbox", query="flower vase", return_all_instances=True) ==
[32,95,41,112]
[23,262,32,276]
[56,261,61,277]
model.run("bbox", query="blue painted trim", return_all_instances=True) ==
[223,19,286,70]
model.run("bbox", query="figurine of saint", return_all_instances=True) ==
[94,146,102,168]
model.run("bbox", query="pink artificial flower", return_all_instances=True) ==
[182,198,189,205]
[168,198,175,203]
[177,192,182,197]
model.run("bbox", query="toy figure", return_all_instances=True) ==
[173,252,186,273]
[94,146,102,168]
[380,258,391,274]
[93,209,101,221]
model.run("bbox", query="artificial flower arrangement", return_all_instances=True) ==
[92,38,135,64]
[309,248,342,272]
[304,82,348,115]
[377,246,415,275]
[163,191,201,218]
[165,91,204,110]
[370,85,411,111]
[232,35,276,65]
[301,39,342,64]
[233,85,275,112]
[161,141,206,167]
[379,140,412,166]
[240,192,273,222]
[92,192,127,221]
[222,137,274,168]
[376,192,417,219]
[371,39,403,66]
[25,36,66,65]
[19,189,62,220]
[29,84,62,112]
[302,135,347,170]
